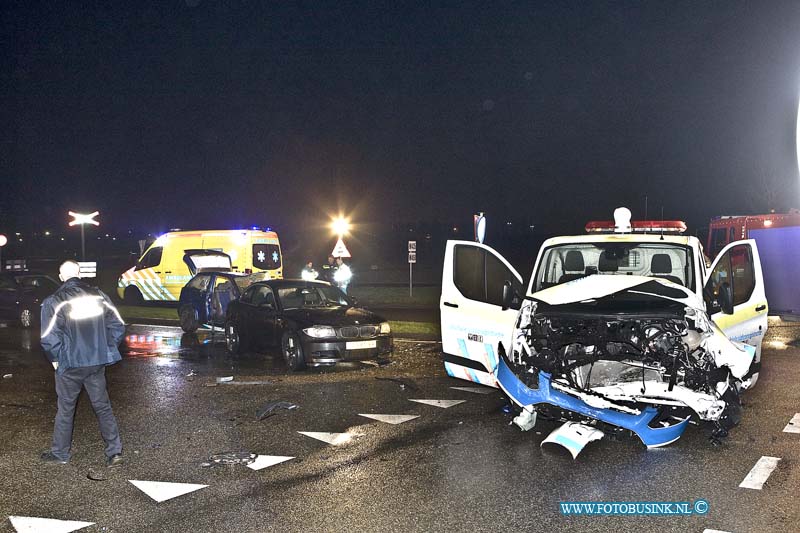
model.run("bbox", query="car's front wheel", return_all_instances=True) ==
[19,308,35,329]
[124,286,144,305]
[226,321,247,354]
[281,331,306,371]
[179,306,199,333]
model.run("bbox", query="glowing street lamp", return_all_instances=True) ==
[0,234,6,272]
[331,216,351,238]
[68,211,99,261]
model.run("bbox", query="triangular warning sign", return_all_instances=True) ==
[331,238,351,258]
[298,431,353,445]
[358,414,419,425]
[128,480,208,503]
[408,399,466,409]
[246,455,295,471]
[8,516,94,533]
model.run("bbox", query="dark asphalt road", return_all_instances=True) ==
[0,320,798,532]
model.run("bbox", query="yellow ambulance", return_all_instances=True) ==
[117,229,283,303]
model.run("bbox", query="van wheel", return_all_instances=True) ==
[179,306,199,333]
[124,286,144,305]
[282,331,306,371]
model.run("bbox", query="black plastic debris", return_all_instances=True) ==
[201,451,257,468]
[87,468,107,481]
[375,377,419,391]
[256,401,298,420]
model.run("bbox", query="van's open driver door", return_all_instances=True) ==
[440,241,524,387]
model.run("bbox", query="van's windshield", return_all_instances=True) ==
[533,242,695,292]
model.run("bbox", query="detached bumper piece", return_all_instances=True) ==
[305,336,393,366]
[496,357,690,448]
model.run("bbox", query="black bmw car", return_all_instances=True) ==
[0,272,59,328]
[224,279,392,370]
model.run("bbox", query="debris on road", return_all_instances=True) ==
[87,468,107,481]
[201,451,257,468]
[186,370,197,377]
[2,374,12,379]
[216,376,234,383]
[375,377,419,391]
[256,401,298,420]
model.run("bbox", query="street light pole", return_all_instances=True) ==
[68,211,99,262]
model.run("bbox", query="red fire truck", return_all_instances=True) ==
[708,211,800,319]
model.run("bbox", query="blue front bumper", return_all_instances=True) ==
[496,357,689,447]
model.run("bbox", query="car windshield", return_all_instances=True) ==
[17,275,59,291]
[276,284,350,309]
[533,242,695,292]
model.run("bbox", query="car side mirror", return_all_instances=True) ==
[718,282,734,315]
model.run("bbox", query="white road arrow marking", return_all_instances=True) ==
[247,455,295,471]
[128,480,208,502]
[739,456,781,490]
[408,399,465,409]
[358,414,419,425]
[298,432,353,445]
[8,516,94,533]
[783,413,800,433]
[450,386,493,394]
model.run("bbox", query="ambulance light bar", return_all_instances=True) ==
[585,220,687,234]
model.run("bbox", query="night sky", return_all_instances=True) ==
[3,1,800,236]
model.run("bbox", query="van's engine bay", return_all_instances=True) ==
[504,299,753,443]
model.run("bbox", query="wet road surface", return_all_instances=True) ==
[0,321,799,532]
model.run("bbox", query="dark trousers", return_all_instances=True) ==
[52,365,122,460]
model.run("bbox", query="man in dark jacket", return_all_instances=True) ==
[39,260,126,466]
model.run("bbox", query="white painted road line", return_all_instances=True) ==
[129,480,209,503]
[783,413,800,433]
[298,431,354,445]
[408,399,466,409]
[8,516,94,533]
[702,529,732,533]
[739,456,781,490]
[450,386,494,395]
[247,455,294,471]
[358,414,420,425]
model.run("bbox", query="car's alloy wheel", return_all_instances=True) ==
[226,322,242,354]
[179,306,199,333]
[19,308,33,328]
[282,332,306,371]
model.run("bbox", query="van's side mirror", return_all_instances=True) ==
[502,280,514,311]
[718,282,734,315]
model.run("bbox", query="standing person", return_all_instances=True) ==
[321,255,337,283]
[333,257,352,294]
[39,260,126,467]
[301,260,319,280]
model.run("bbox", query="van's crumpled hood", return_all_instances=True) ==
[529,275,699,307]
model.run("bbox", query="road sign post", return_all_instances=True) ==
[408,241,416,297]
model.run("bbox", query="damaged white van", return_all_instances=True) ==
[440,209,768,453]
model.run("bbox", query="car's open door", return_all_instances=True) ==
[440,240,524,387]
[704,239,768,384]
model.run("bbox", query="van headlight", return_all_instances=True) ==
[303,326,336,338]
[379,322,391,334]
